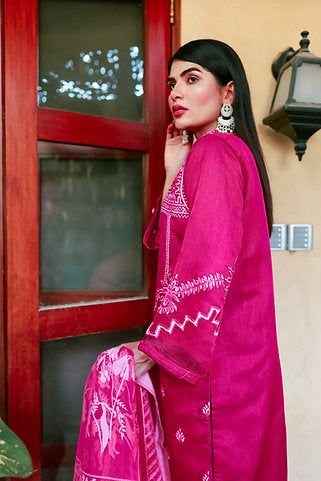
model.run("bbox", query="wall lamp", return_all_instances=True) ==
[263,31,321,161]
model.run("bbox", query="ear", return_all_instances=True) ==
[222,80,234,104]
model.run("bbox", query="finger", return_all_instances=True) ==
[172,123,180,138]
[121,341,139,353]
[168,122,182,138]
[135,359,155,379]
[166,123,175,140]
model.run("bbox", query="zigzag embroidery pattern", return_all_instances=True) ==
[146,306,221,338]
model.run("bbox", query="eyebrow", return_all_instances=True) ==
[166,67,202,85]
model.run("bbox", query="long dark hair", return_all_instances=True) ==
[168,39,273,236]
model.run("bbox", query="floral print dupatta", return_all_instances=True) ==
[73,347,170,481]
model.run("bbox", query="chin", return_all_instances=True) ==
[174,119,194,131]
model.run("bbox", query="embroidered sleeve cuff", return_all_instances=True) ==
[138,339,200,384]
[143,194,162,250]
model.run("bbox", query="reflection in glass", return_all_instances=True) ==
[41,327,144,481]
[38,0,143,120]
[39,142,143,298]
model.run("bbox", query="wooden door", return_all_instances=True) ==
[1,1,173,479]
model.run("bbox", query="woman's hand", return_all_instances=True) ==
[122,341,155,379]
[162,123,193,201]
[164,123,192,176]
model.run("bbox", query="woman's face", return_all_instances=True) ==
[167,60,232,138]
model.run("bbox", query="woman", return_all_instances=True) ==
[127,39,287,481]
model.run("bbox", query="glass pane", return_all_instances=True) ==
[38,0,143,121]
[293,63,321,103]
[39,142,144,302]
[41,327,144,481]
[271,66,292,111]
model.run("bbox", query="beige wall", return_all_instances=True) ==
[180,1,321,479]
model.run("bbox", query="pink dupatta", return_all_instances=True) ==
[73,346,170,481]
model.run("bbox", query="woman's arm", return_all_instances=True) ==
[139,134,245,383]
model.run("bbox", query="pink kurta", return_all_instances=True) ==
[139,131,287,481]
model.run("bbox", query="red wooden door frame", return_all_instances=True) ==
[2,1,171,479]
[0,1,6,420]
[2,0,41,476]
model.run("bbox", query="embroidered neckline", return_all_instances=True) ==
[161,163,190,219]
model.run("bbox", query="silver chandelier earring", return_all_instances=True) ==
[216,104,235,133]
[181,130,189,144]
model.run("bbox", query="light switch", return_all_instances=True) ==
[270,224,287,250]
[288,224,313,251]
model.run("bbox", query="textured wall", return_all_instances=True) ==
[180,1,321,479]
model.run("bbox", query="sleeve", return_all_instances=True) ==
[143,194,162,250]
[139,136,245,383]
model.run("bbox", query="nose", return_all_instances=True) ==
[169,82,183,101]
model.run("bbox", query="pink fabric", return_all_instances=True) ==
[73,347,171,481]
[139,131,287,481]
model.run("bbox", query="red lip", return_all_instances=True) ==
[172,104,188,117]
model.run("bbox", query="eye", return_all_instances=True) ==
[187,76,198,84]
[167,82,176,90]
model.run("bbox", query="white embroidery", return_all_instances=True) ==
[160,385,165,397]
[79,349,137,461]
[202,402,210,417]
[175,428,185,443]
[156,269,233,315]
[202,472,210,481]
[155,274,180,314]
[224,266,234,292]
[165,215,171,279]
[161,165,189,284]
[162,165,189,218]
[146,305,220,338]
